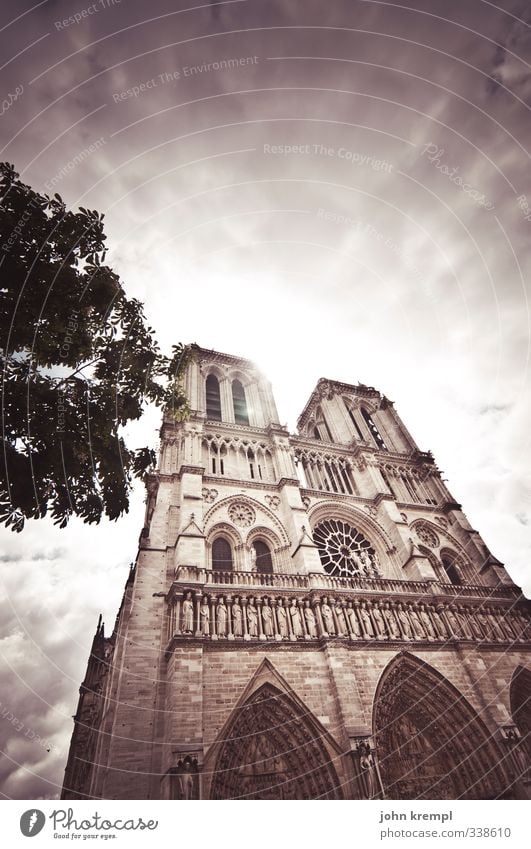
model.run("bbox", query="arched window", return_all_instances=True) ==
[344,399,364,440]
[313,427,321,440]
[206,374,222,421]
[252,540,273,574]
[441,554,461,586]
[232,379,249,425]
[361,408,387,450]
[212,537,233,571]
[313,519,380,578]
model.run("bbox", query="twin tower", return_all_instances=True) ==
[62,344,530,800]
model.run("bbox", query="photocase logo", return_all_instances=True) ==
[20,810,46,837]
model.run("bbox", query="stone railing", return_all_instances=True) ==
[166,587,530,648]
[209,570,308,588]
[174,566,522,602]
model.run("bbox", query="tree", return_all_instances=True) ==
[0,162,189,531]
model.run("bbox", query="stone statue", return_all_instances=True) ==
[182,592,194,634]
[262,599,274,637]
[276,599,288,637]
[200,599,210,636]
[408,605,425,639]
[445,607,461,639]
[419,604,436,639]
[383,602,401,639]
[477,609,492,639]
[177,757,195,800]
[371,603,387,638]
[492,608,514,641]
[216,597,227,637]
[358,601,375,638]
[304,600,317,637]
[290,599,303,637]
[357,740,378,799]
[232,598,243,637]
[463,607,483,640]
[346,601,362,637]
[455,606,473,640]
[247,598,258,637]
[334,600,347,635]
[431,606,448,639]
[321,597,335,635]
[396,604,413,639]
[359,549,372,577]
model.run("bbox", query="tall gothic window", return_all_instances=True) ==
[232,379,249,425]
[212,537,233,571]
[344,399,364,440]
[313,426,321,440]
[252,540,273,574]
[361,408,387,450]
[441,554,461,586]
[206,374,222,421]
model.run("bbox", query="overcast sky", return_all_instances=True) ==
[0,0,530,800]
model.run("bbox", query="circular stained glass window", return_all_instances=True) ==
[313,519,379,578]
[415,523,439,548]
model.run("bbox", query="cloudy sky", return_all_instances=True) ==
[1,0,530,799]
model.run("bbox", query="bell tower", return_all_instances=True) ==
[62,345,531,801]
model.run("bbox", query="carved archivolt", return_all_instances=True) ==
[373,653,508,800]
[209,682,343,799]
[205,522,243,550]
[245,525,283,552]
[204,495,290,547]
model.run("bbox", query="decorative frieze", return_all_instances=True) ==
[167,589,530,646]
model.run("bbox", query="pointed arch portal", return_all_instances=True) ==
[511,666,531,763]
[374,653,507,800]
[210,683,343,799]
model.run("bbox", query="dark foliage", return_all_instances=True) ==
[0,163,189,531]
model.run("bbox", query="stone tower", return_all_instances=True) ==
[62,344,531,800]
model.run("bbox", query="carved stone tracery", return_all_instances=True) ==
[210,684,343,799]
[374,654,508,800]
[313,519,380,578]
[228,502,255,527]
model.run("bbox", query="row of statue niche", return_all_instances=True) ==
[177,592,530,642]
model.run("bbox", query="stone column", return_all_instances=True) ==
[314,599,326,637]
[226,595,233,640]
[173,594,182,636]
[194,592,202,637]
[242,598,249,640]
[209,595,218,640]
[258,597,266,640]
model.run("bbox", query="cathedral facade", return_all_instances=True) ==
[62,344,531,800]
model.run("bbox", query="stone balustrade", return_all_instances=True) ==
[174,565,522,602]
[166,587,530,648]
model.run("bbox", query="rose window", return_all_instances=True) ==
[313,519,380,578]
[228,502,255,527]
[415,523,439,548]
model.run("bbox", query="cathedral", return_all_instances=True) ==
[62,344,531,800]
